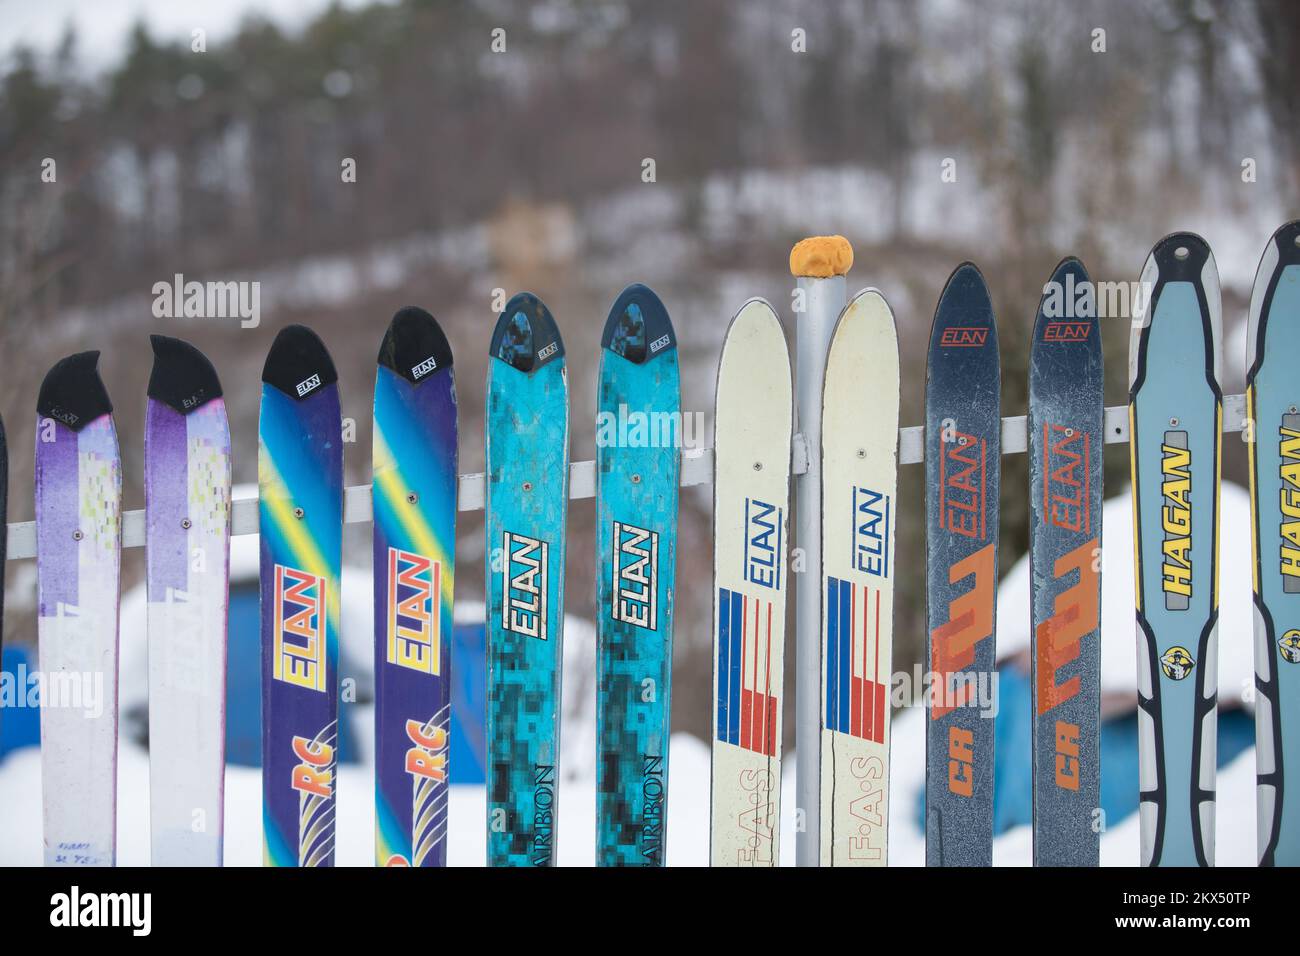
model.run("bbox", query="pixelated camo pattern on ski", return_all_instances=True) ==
[596,284,680,866]
[486,293,568,866]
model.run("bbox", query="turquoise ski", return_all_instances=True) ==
[1247,219,1300,866]
[595,283,680,866]
[373,307,457,866]
[259,325,344,867]
[485,292,569,866]
[1129,232,1222,867]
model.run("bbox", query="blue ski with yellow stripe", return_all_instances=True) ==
[1247,219,1300,866]
[373,307,458,866]
[259,324,344,867]
[486,292,569,866]
[595,284,680,866]
[1128,232,1222,867]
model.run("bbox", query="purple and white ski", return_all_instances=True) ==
[145,335,232,866]
[35,351,122,866]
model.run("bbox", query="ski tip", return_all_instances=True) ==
[835,287,898,344]
[930,261,996,348]
[489,292,564,374]
[789,235,853,278]
[378,306,454,385]
[37,350,112,431]
[1033,257,1099,345]
[147,335,223,413]
[1143,231,1214,282]
[1264,219,1300,267]
[262,324,338,400]
[601,283,676,364]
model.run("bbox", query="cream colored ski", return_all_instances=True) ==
[818,289,899,866]
[709,298,793,867]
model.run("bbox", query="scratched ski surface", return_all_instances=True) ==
[924,262,1000,867]
[819,289,898,866]
[595,284,680,866]
[1129,232,1222,868]
[485,293,569,866]
[373,307,457,867]
[259,325,343,867]
[145,336,232,866]
[35,351,122,866]
[1028,258,1103,866]
[710,298,792,867]
[1247,220,1300,866]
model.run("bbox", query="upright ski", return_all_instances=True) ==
[710,298,792,867]
[819,288,898,866]
[1028,258,1103,866]
[1129,232,1222,867]
[35,351,122,866]
[145,335,232,866]
[373,307,458,867]
[1246,219,1300,866]
[259,325,343,867]
[485,293,569,866]
[924,262,1000,867]
[595,284,680,866]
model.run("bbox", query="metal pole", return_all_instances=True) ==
[793,273,843,866]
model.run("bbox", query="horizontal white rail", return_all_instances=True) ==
[2,394,1248,562]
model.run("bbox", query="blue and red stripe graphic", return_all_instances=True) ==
[716,587,778,756]
[825,577,886,743]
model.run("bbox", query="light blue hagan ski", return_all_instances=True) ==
[924,263,1000,867]
[486,292,569,866]
[259,325,344,867]
[595,283,680,867]
[1028,258,1103,866]
[1247,219,1300,866]
[35,351,122,866]
[1129,232,1222,867]
[145,336,232,867]
[373,307,458,867]
[709,299,792,867]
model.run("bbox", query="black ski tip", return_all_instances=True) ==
[37,351,112,431]
[489,292,564,373]
[262,324,338,401]
[1146,231,1212,281]
[378,306,454,385]
[930,260,997,348]
[601,283,676,364]
[148,335,223,413]
[1033,256,1099,345]
[1266,219,1300,267]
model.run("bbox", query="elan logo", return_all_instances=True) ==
[50,886,151,936]
[295,373,322,397]
[649,333,671,354]
[1043,321,1091,342]
[939,327,988,348]
[537,342,559,362]
[411,355,438,380]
